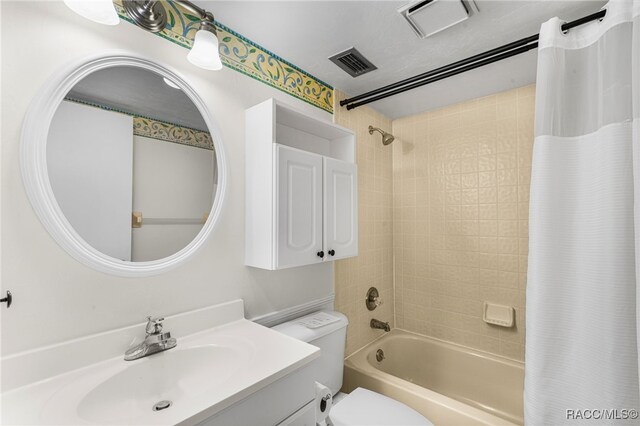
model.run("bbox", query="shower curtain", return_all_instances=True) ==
[525,0,640,424]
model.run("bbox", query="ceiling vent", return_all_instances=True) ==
[328,47,377,78]
[398,0,470,39]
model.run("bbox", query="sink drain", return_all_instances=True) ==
[153,400,172,411]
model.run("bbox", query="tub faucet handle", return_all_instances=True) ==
[366,287,383,311]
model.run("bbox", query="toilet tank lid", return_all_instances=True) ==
[272,311,348,342]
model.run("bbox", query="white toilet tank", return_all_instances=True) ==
[272,311,348,395]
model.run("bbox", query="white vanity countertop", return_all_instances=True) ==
[2,306,319,425]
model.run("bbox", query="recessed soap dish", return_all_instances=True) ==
[483,302,514,327]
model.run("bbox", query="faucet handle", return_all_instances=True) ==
[366,287,383,311]
[145,316,165,335]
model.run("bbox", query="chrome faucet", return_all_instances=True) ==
[124,316,177,361]
[370,318,391,332]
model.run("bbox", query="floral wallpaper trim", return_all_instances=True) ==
[64,97,213,150]
[112,0,334,114]
[132,117,213,150]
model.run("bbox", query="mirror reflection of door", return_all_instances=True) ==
[48,101,134,261]
[46,66,217,262]
[132,123,215,261]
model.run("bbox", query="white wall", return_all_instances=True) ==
[0,1,333,355]
[132,135,215,261]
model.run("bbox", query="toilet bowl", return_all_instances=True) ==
[330,387,432,426]
[272,311,432,426]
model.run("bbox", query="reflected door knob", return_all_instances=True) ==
[317,251,325,258]
[0,291,12,309]
[328,250,335,256]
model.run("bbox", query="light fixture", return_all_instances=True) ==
[63,0,120,26]
[122,0,167,32]
[163,77,181,89]
[124,1,222,71]
[187,21,223,71]
[65,0,223,71]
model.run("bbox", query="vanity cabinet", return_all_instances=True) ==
[246,98,357,270]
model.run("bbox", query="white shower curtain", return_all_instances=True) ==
[525,0,640,424]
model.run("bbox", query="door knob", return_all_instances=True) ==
[317,251,325,258]
[0,291,12,308]
[328,250,335,256]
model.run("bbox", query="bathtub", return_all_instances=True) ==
[342,330,524,426]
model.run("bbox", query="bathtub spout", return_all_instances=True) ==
[371,318,391,332]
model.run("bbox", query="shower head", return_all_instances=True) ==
[368,125,395,145]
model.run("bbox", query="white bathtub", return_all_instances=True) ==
[342,330,524,426]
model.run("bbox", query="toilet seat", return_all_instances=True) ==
[329,388,433,426]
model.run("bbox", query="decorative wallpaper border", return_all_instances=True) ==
[112,0,334,114]
[64,97,213,150]
[132,117,213,150]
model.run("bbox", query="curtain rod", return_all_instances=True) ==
[340,9,606,110]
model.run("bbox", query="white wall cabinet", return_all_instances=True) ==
[276,145,323,268]
[323,157,358,260]
[246,98,357,270]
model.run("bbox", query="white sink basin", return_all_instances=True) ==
[73,344,249,424]
[1,300,319,425]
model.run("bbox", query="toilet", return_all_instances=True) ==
[273,311,433,426]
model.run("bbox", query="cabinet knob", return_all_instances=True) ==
[317,251,325,259]
[328,250,335,256]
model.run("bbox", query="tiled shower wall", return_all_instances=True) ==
[334,91,395,356]
[392,85,535,361]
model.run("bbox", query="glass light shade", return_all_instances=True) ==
[163,77,181,89]
[64,0,120,25]
[187,29,223,71]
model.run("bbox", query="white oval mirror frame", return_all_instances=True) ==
[20,52,227,277]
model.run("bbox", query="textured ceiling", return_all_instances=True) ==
[67,66,208,130]
[203,0,606,118]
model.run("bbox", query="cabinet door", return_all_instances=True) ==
[276,145,323,268]
[277,401,315,426]
[324,157,358,260]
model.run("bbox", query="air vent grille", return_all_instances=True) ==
[329,48,377,78]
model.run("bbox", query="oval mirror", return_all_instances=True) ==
[21,54,226,276]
